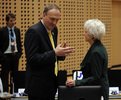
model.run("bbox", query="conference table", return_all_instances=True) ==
[1,93,121,100]
[0,97,120,100]
[10,96,121,100]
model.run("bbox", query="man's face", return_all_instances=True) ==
[43,9,60,30]
[6,18,15,28]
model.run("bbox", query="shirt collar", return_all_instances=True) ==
[7,26,14,31]
[41,20,50,33]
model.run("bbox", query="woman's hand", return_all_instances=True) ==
[66,79,75,87]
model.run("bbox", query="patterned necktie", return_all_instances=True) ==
[10,29,15,52]
[48,31,58,76]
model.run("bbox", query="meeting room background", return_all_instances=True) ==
[0,0,121,77]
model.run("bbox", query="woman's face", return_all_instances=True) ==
[83,30,93,43]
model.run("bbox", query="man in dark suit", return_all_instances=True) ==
[0,13,22,92]
[24,4,75,100]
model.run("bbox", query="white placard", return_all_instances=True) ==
[73,71,83,80]
[18,88,25,94]
[109,87,119,95]
[0,78,3,93]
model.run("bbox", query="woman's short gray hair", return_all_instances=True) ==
[84,19,105,40]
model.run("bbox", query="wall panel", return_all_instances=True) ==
[0,0,112,75]
[112,1,121,66]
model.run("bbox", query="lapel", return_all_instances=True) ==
[14,27,17,35]
[45,30,53,50]
[14,27,18,40]
[4,26,9,39]
[38,21,53,50]
[81,40,101,67]
[51,30,57,47]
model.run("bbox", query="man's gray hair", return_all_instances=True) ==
[43,4,60,14]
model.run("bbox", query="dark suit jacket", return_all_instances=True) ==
[75,40,109,100]
[24,21,64,98]
[0,26,22,60]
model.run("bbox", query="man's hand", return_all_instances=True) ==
[55,42,75,56]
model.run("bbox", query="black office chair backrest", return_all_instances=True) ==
[12,71,25,93]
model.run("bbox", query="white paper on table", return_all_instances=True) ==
[109,87,119,95]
